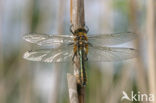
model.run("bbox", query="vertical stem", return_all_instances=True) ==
[50,0,65,103]
[68,0,86,103]
[67,74,79,103]
[129,0,148,95]
[146,0,156,100]
[0,1,6,103]
[71,0,85,30]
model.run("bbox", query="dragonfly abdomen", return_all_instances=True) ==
[79,49,87,86]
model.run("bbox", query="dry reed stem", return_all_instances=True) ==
[0,1,7,103]
[67,74,79,103]
[146,0,156,100]
[18,0,36,102]
[49,0,66,103]
[106,66,132,103]
[129,0,148,96]
[67,0,86,103]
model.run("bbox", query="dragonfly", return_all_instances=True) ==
[23,27,136,86]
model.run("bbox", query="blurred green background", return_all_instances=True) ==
[0,0,155,103]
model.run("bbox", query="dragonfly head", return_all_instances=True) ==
[73,28,87,35]
[75,33,88,42]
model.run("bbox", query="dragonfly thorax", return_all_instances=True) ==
[72,28,88,46]
[74,32,88,45]
[73,32,88,60]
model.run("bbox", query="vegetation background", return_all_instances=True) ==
[0,0,155,103]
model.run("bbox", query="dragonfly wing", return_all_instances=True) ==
[87,45,137,62]
[88,32,136,46]
[42,45,73,63]
[23,49,50,62]
[23,45,73,63]
[23,33,74,48]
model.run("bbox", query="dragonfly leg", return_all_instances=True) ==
[70,24,74,34]
[85,25,89,33]
[88,42,93,47]
[83,53,88,61]
[72,52,76,63]
[68,42,74,45]
[85,57,88,61]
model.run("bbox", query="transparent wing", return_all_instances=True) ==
[23,33,74,48]
[88,32,136,46]
[23,45,73,63]
[87,45,137,62]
